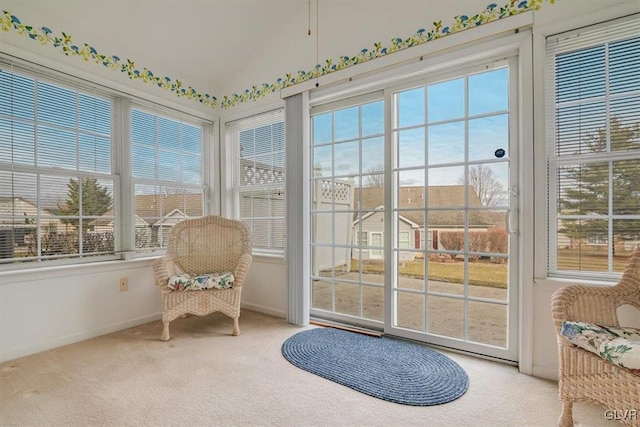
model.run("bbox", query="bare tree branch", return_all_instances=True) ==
[459,165,506,207]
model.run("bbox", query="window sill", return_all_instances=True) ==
[0,256,160,285]
[533,276,618,292]
[252,252,286,264]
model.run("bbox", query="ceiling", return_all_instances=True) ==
[0,1,496,111]
[1,0,633,114]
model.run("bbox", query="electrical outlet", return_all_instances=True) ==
[118,277,129,292]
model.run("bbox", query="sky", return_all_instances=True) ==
[311,66,510,195]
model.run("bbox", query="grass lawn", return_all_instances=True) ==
[350,259,508,289]
[345,247,635,289]
[557,248,633,273]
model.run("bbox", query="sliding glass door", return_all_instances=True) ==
[309,94,386,328]
[309,57,519,361]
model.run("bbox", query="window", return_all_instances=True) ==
[131,108,205,252]
[398,231,410,249]
[547,16,640,277]
[0,67,116,265]
[0,62,209,268]
[355,230,369,247]
[227,110,285,253]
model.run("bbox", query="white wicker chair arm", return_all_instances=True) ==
[233,253,253,288]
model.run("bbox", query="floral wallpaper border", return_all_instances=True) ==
[0,0,556,110]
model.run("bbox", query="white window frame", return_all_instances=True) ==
[545,14,640,281]
[0,59,212,271]
[226,109,286,255]
[129,105,209,255]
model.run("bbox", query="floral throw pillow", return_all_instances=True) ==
[167,272,235,291]
[561,321,640,375]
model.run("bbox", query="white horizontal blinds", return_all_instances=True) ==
[547,15,640,278]
[227,109,285,252]
[0,65,116,264]
[131,107,204,253]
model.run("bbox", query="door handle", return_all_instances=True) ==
[505,208,518,235]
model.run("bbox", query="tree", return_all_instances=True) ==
[439,231,464,259]
[559,118,640,246]
[364,165,384,187]
[459,164,506,207]
[58,178,113,232]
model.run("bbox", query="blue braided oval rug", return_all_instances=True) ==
[282,327,469,406]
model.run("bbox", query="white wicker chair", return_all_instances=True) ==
[152,215,252,341]
[551,245,640,426]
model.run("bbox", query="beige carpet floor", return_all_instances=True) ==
[0,310,616,427]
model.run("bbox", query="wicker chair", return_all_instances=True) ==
[152,215,252,341]
[551,245,640,426]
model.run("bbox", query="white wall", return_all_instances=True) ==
[240,257,287,319]
[0,256,288,362]
[528,0,640,380]
[0,260,160,362]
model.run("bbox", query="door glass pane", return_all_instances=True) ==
[468,114,509,162]
[468,68,509,116]
[334,106,359,141]
[362,285,384,321]
[397,251,424,291]
[428,78,464,123]
[334,141,359,176]
[362,101,384,136]
[468,255,508,299]
[468,301,507,347]
[312,279,332,311]
[397,87,424,128]
[335,282,360,316]
[428,121,464,165]
[361,137,384,173]
[428,165,465,188]
[397,128,425,168]
[313,113,332,145]
[396,291,424,332]
[427,295,464,339]
[467,163,509,208]
[427,254,464,296]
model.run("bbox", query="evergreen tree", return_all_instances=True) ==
[58,178,113,232]
[559,117,640,245]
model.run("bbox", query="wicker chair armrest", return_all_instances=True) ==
[233,253,253,288]
[153,256,170,288]
[551,283,622,334]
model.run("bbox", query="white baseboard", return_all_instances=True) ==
[532,364,558,381]
[0,313,162,363]
[241,302,286,319]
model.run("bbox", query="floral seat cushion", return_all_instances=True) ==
[167,272,235,291]
[561,321,640,375]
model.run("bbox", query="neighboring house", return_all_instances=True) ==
[152,208,188,245]
[352,185,494,259]
[0,197,61,257]
[352,205,420,261]
[134,192,203,247]
[89,211,152,247]
[555,217,640,252]
[74,194,205,249]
